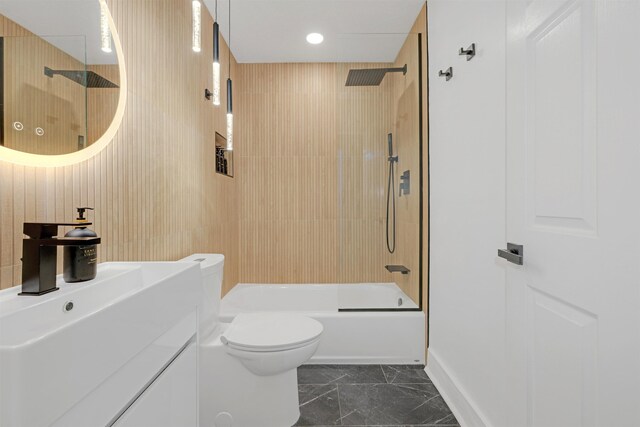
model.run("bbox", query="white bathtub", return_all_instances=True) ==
[220,283,425,364]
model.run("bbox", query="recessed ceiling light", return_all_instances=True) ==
[306,33,324,45]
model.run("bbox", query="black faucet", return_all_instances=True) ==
[20,223,101,296]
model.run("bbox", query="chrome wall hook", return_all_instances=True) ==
[438,67,453,81]
[459,43,476,61]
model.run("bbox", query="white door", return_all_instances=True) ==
[505,0,640,426]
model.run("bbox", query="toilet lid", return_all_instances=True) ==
[222,313,323,352]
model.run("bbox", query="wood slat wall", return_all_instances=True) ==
[86,64,120,145]
[236,62,338,283]
[0,0,240,294]
[236,62,395,285]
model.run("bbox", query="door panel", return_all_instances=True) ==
[507,0,640,425]
[528,287,597,427]
[526,0,597,234]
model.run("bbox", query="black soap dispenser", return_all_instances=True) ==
[63,207,99,283]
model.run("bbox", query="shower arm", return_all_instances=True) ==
[391,64,408,75]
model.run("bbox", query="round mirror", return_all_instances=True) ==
[0,0,126,166]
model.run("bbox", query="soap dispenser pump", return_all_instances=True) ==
[63,207,99,283]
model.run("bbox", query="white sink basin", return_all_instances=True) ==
[0,261,202,427]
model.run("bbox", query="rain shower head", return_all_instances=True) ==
[44,67,119,88]
[345,64,407,86]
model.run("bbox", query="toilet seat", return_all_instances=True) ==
[221,313,323,352]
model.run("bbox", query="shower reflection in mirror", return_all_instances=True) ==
[0,0,120,155]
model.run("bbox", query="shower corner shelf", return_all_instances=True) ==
[385,265,410,275]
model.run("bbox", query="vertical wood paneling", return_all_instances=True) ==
[236,61,397,286]
[87,64,120,144]
[0,0,239,294]
[335,62,394,286]
[238,63,335,284]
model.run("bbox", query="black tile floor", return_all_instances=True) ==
[295,365,459,427]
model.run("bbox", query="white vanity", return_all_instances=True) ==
[0,262,202,427]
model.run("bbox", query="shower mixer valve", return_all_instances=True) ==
[399,170,410,196]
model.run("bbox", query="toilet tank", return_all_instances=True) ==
[179,254,225,338]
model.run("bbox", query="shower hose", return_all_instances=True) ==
[386,159,396,254]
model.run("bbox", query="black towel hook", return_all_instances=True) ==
[438,67,453,81]
[459,43,476,61]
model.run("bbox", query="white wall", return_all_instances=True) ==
[427,1,507,426]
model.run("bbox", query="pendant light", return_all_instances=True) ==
[192,0,202,52]
[212,0,221,105]
[226,0,233,151]
[100,1,112,53]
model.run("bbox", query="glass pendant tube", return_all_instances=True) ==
[192,0,201,52]
[226,78,233,151]
[100,2,112,53]
[226,0,233,150]
[212,22,221,105]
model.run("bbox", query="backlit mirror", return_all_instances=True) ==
[0,0,124,160]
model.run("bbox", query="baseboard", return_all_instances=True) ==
[425,349,493,427]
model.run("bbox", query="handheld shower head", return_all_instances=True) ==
[387,133,397,163]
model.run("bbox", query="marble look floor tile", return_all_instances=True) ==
[337,383,457,426]
[295,384,341,426]
[381,365,431,384]
[298,365,386,385]
[370,424,459,427]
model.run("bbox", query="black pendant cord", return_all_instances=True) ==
[228,0,231,76]
[213,0,219,61]
[227,0,232,114]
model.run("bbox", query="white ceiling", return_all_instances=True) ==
[0,0,423,65]
[203,0,425,63]
[0,0,117,65]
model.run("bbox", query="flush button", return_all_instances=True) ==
[63,301,74,312]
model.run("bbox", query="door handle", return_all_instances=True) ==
[498,243,523,265]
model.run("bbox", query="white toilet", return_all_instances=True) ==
[181,254,323,427]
